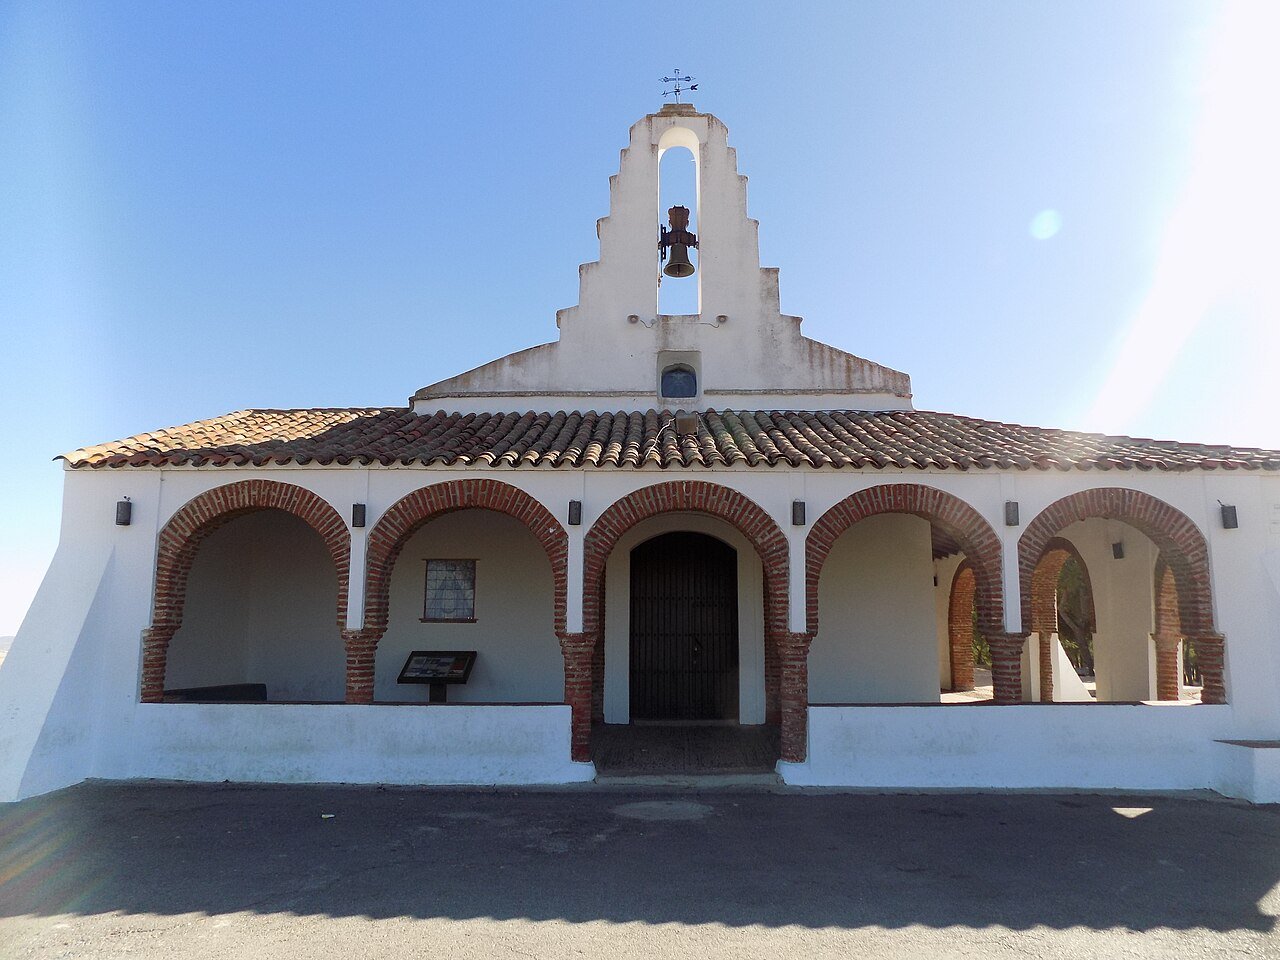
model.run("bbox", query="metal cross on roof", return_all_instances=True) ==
[661,70,698,103]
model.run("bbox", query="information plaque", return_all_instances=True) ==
[397,650,477,703]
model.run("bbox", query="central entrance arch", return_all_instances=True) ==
[629,532,740,721]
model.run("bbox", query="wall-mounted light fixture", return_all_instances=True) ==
[115,497,132,526]
[568,500,582,526]
[674,412,698,436]
[1220,502,1239,529]
[1004,501,1020,526]
[1112,541,1125,560]
[791,500,806,526]
[351,503,366,528]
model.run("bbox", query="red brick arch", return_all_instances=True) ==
[1018,488,1215,636]
[141,479,351,702]
[806,483,1006,635]
[582,481,790,638]
[1030,537,1095,635]
[363,480,568,637]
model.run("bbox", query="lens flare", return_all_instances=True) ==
[1084,1,1280,436]
[1029,209,1062,240]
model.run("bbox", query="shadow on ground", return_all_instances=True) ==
[0,781,1277,933]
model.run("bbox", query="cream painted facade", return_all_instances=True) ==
[2,104,1279,803]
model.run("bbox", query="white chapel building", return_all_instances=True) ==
[3,104,1280,802]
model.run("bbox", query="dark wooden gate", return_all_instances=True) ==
[630,532,739,721]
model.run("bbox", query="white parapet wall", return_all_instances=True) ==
[104,704,595,788]
[778,705,1272,798]
[1214,740,1280,804]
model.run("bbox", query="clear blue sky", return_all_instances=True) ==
[2,1,1277,635]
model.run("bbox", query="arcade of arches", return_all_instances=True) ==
[142,480,1227,766]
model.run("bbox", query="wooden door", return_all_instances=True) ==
[629,532,739,721]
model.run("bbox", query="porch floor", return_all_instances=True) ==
[592,722,780,776]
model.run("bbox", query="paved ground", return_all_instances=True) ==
[1,781,1278,959]
[592,722,780,774]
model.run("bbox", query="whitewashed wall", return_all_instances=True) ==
[108,703,592,786]
[2,463,1279,802]
[165,510,345,701]
[810,514,938,703]
[374,510,563,704]
[785,704,1235,791]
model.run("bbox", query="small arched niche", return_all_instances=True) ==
[658,351,701,404]
[661,364,697,400]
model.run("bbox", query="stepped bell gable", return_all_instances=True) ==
[413,103,911,414]
[3,103,1280,804]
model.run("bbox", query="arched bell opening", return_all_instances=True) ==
[657,141,699,315]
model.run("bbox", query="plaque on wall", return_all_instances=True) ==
[397,650,477,686]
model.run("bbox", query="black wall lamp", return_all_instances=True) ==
[1112,541,1125,560]
[792,500,806,526]
[115,497,132,526]
[1219,502,1238,529]
[1004,501,1020,526]
[352,503,366,528]
[568,500,582,526]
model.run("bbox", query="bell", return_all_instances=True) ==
[660,204,697,279]
[663,243,695,278]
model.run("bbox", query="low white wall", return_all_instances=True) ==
[784,704,1234,792]
[1214,741,1280,804]
[107,703,593,786]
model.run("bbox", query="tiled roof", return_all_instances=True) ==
[59,407,1280,472]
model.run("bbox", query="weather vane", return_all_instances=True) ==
[661,70,698,103]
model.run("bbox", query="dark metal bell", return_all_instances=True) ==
[663,243,695,278]
[659,204,697,278]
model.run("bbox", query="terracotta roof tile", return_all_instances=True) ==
[58,407,1280,472]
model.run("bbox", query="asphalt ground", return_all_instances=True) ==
[1,780,1278,958]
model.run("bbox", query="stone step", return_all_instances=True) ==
[594,772,782,788]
